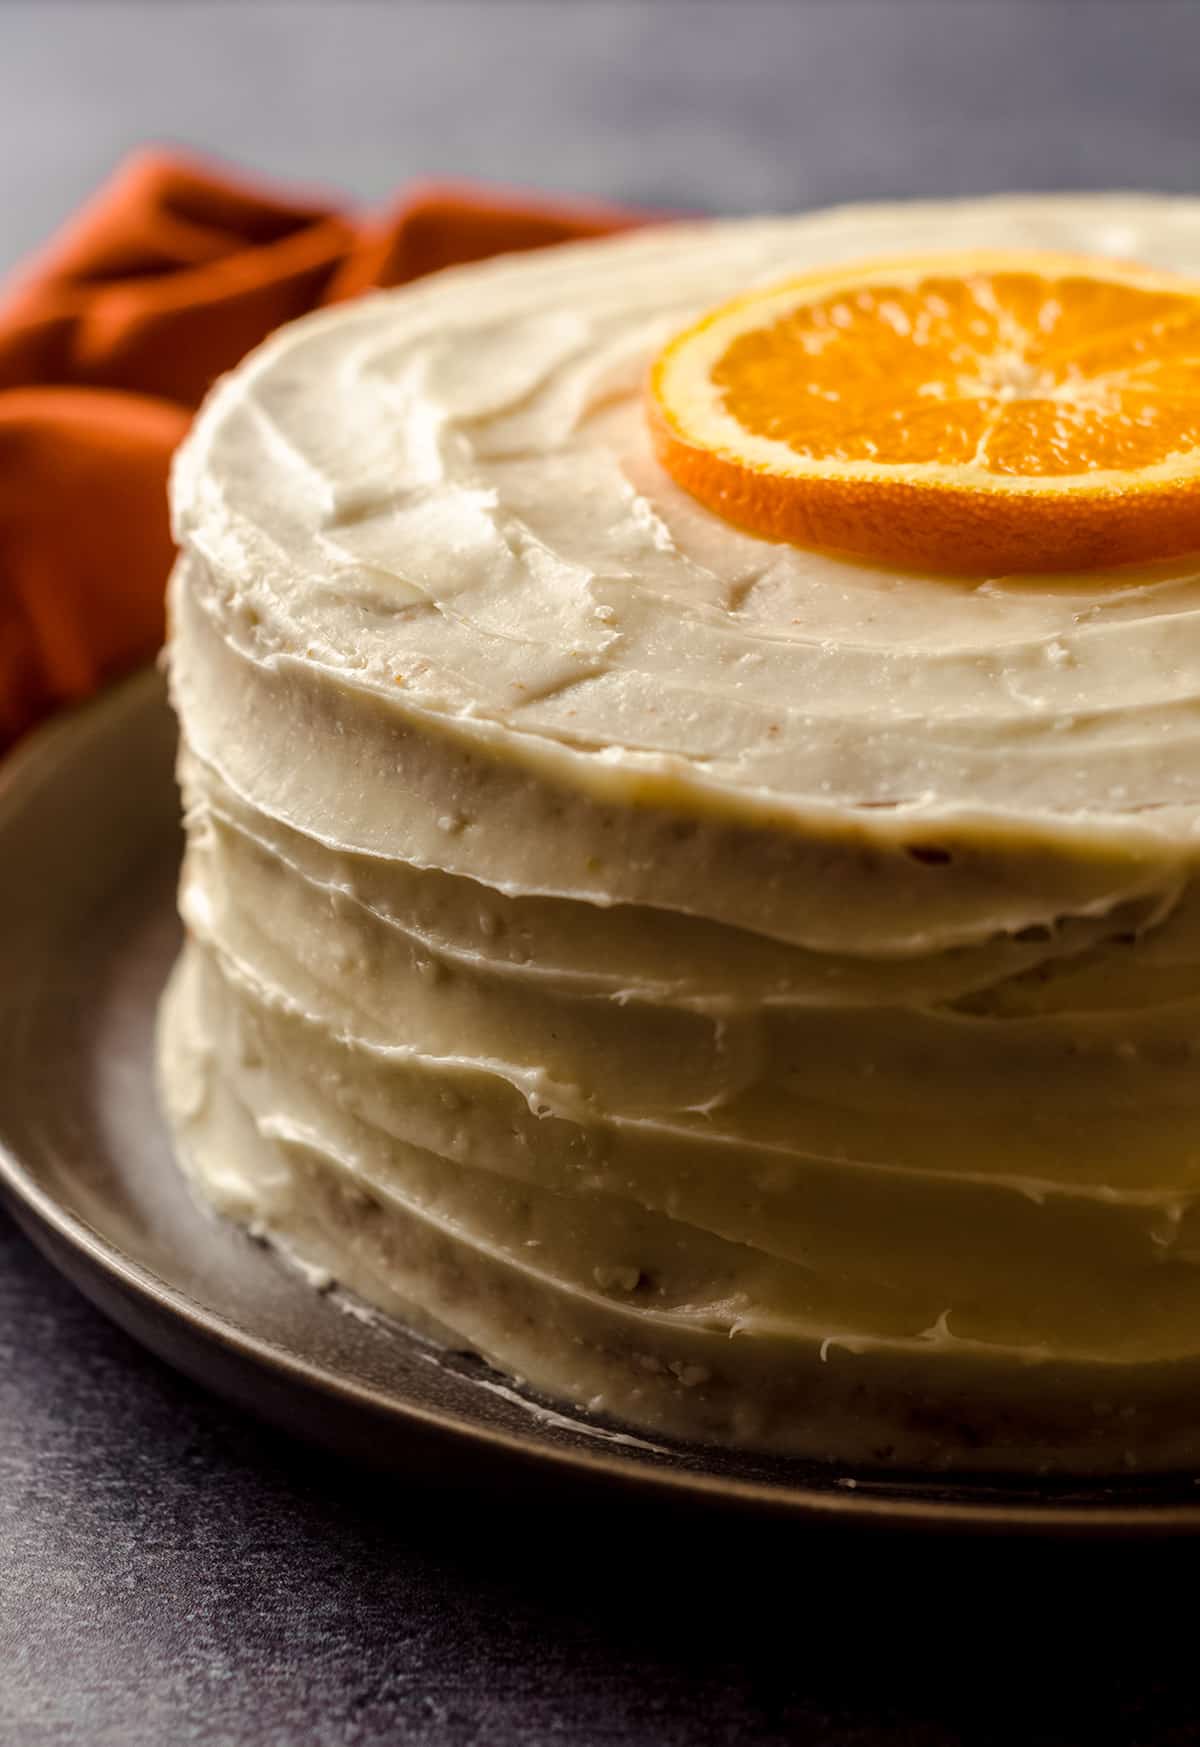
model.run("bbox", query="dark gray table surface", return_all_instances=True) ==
[6,3,1200,1742]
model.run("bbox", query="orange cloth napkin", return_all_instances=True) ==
[0,149,640,749]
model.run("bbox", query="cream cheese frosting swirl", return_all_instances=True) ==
[160,196,1200,1471]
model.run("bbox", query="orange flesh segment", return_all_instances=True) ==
[648,253,1200,573]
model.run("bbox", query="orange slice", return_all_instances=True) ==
[647,250,1200,573]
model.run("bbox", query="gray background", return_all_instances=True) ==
[5,0,1200,273]
[5,2,1200,1743]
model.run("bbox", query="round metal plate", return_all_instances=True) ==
[4,669,1200,1534]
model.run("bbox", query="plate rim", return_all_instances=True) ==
[6,673,1200,1534]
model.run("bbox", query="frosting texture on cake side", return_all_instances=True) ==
[160,196,1200,1469]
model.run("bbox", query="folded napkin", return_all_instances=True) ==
[0,149,639,749]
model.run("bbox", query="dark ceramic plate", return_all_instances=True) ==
[4,670,1200,1534]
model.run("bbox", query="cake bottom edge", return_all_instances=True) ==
[155,947,1200,1478]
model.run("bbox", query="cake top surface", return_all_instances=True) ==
[173,194,1200,851]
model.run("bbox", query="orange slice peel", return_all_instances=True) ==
[647,249,1200,574]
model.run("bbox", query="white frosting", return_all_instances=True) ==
[159,196,1200,1470]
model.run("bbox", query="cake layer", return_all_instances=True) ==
[161,195,1200,1468]
[160,945,1200,1471]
